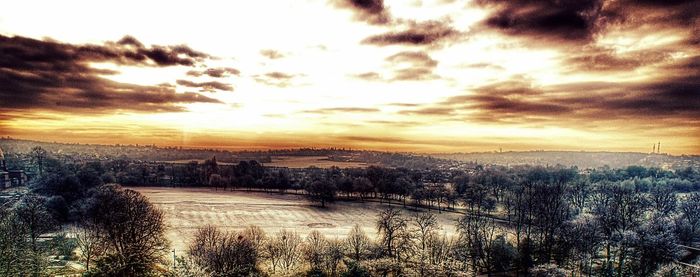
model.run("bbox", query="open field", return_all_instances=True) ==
[133,187,460,252]
[264,155,373,168]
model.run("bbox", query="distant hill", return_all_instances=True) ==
[0,138,456,170]
[3,138,696,170]
[432,151,700,170]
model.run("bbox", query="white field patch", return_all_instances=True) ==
[264,156,373,168]
[133,187,460,252]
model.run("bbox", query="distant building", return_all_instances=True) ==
[0,147,10,189]
[0,147,27,189]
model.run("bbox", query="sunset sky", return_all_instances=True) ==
[0,0,698,154]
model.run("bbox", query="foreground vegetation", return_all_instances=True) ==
[1,146,699,276]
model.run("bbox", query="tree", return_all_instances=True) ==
[676,192,700,245]
[266,229,301,273]
[243,225,267,255]
[30,146,48,176]
[324,238,345,276]
[305,179,337,207]
[649,185,677,218]
[0,199,32,276]
[456,215,499,275]
[628,218,679,276]
[208,174,222,190]
[82,185,169,275]
[413,212,438,276]
[590,181,649,276]
[188,225,259,276]
[14,194,57,276]
[73,224,106,272]
[303,230,327,272]
[376,207,409,258]
[353,177,373,201]
[346,224,371,261]
[341,260,371,277]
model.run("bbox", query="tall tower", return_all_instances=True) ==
[657,142,661,154]
[652,144,656,153]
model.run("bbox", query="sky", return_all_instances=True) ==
[0,0,698,154]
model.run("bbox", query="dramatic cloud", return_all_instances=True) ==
[0,34,220,113]
[332,0,391,25]
[108,35,210,66]
[186,67,240,78]
[176,80,233,92]
[474,0,603,41]
[362,20,459,46]
[475,0,699,42]
[385,51,439,81]
[399,57,700,126]
[260,49,285,59]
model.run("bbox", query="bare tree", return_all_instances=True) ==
[187,225,259,276]
[376,207,408,259]
[14,194,57,276]
[72,224,106,272]
[413,212,438,276]
[263,235,282,274]
[346,224,371,261]
[304,230,327,271]
[273,229,301,273]
[325,238,345,276]
[456,215,499,275]
[243,225,267,255]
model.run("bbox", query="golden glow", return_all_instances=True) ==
[0,0,698,154]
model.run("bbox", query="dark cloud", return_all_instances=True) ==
[0,34,220,114]
[474,0,699,42]
[385,51,439,81]
[116,35,144,47]
[302,107,380,114]
[474,0,603,41]
[176,80,233,92]
[362,20,459,46]
[260,49,285,59]
[399,59,699,126]
[332,0,391,25]
[186,67,240,78]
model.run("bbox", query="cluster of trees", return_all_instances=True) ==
[0,185,169,276]
[452,166,700,276]
[172,209,457,276]
[1,153,170,276]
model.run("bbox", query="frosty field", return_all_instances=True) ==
[132,187,459,252]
